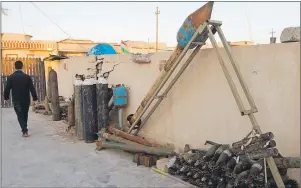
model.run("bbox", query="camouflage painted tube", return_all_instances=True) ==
[274,157,300,168]
[232,132,274,149]
[233,140,276,153]
[96,140,174,157]
[246,148,279,159]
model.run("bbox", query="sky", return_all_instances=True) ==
[1,1,300,46]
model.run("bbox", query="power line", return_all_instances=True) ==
[19,4,25,34]
[155,6,160,52]
[241,3,253,42]
[30,2,86,50]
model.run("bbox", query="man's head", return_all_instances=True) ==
[15,61,23,70]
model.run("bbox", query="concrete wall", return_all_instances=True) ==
[56,56,96,98]
[1,33,33,41]
[57,42,300,179]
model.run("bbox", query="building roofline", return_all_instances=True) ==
[1,33,33,38]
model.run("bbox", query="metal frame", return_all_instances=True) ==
[129,20,285,187]
[206,21,285,187]
[127,22,209,134]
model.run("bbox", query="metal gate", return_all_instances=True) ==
[1,57,46,108]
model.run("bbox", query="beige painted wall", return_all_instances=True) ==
[57,43,300,179]
[57,56,96,98]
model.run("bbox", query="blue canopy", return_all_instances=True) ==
[88,43,117,55]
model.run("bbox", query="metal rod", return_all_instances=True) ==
[266,157,285,187]
[134,26,217,135]
[216,25,258,114]
[210,22,285,187]
[118,108,123,131]
[264,158,268,185]
[207,20,222,26]
[133,45,202,135]
[206,25,246,114]
[128,23,208,133]
[108,96,114,110]
[133,25,217,135]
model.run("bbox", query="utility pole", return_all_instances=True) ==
[270,28,276,44]
[155,7,160,52]
[270,28,275,38]
[148,38,150,53]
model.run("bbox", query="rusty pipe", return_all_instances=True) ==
[99,132,140,146]
[107,127,166,149]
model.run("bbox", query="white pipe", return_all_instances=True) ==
[118,108,123,131]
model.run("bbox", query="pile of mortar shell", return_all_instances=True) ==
[167,145,299,188]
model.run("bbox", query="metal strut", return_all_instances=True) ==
[127,22,210,134]
[205,20,285,188]
[128,20,285,187]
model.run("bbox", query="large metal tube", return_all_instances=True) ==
[233,140,277,154]
[274,157,300,169]
[96,140,173,156]
[232,132,274,149]
[246,148,279,159]
[82,78,98,143]
[49,69,60,121]
[127,2,214,133]
[74,78,83,140]
[67,98,75,126]
[96,83,109,131]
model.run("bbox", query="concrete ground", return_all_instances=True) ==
[1,108,187,188]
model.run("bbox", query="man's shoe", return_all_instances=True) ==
[22,133,29,137]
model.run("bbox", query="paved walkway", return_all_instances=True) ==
[1,108,186,187]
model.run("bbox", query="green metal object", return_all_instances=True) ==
[98,131,140,146]
[97,140,173,156]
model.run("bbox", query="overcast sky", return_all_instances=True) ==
[2,2,300,46]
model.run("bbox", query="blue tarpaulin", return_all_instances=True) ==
[88,43,117,55]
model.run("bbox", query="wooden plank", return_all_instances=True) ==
[33,61,39,101]
[28,59,32,75]
[39,60,46,101]
[23,59,28,74]
[36,60,42,101]
[29,62,33,103]
[2,76,6,107]
[2,76,7,107]
[1,74,4,107]
[9,59,14,75]
[4,59,8,76]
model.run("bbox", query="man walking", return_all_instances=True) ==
[4,60,38,137]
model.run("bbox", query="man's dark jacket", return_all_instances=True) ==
[4,71,38,104]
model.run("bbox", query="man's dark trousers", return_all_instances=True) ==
[4,70,38,134]
[13,102,30,134]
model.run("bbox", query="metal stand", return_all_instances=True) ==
[129,20,285,187]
